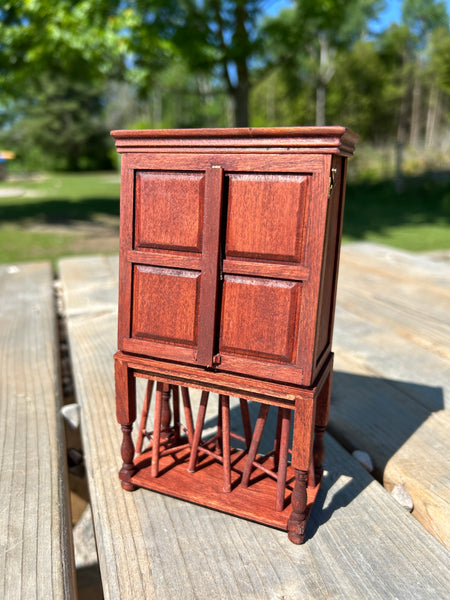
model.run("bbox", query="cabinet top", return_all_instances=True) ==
[111,126,358,157]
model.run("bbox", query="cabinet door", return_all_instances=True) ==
[123,167,223,366]
[216,172,313,384]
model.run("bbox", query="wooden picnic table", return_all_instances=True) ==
[1,241,449,599]
[0,262,76,599]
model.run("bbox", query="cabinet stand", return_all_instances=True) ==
[115,351,333,544]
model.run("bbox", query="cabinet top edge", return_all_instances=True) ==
[110,126,358,156]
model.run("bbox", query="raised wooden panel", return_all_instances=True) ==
[135,171,204,252]
[219,275,301,363]
[132,265,200,347]
[225,174,309,262]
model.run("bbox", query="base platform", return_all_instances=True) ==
[131,444,321,531]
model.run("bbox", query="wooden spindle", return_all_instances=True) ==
[220,395,231,492]
[313,425,326,483]
[188,391,209,472]
[275,408,291,512]
[151,383,163,477]
[135,379,154,454]
[239,398,253,449]
[181,387,194,445]
[172,385,181,444]
[160,382,171,441]
[241,403,269,488]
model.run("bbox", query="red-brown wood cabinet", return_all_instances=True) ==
[112,127,357,543]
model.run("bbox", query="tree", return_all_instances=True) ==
[400,0,449,146]
[326,38,401,141]
[128,0,268,127]
[4,74,114,171]
[0,0,128,169]
[266,0,384,126]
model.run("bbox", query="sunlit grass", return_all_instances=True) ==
[0,168,448,265]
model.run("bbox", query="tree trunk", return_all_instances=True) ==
[409,75,421,147]
[232,2,250,127]
[151,88,162,127]
[233,80,249,127]
[315,33,335,127]
[425,84,439,148]
[316,83,326,127]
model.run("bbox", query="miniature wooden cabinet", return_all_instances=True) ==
[112,127,357,543]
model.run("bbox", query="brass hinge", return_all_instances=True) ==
[328,167,337,198]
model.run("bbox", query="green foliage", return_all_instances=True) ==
[1,0,450,171]
[128,1,268,126]
[402,0,449,42]
[327,39,403,139]
[3,73,115,171]
[0,0,127,170]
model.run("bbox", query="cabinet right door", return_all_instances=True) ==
[217,165,328,386]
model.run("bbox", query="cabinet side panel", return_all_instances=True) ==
[313,156,346,372]
[294,157,331,384]
[117,158,135,347]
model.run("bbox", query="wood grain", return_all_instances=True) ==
[331,242,450,548]
[0,262,76,599]
[59,253,450,599]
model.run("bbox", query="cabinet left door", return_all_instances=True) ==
[118,159,223,366]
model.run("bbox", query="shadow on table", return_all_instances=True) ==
[133,371,444,540]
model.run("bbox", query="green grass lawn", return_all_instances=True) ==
[343,174,450,252]
[0,172,120,263]
[0,169,448,265]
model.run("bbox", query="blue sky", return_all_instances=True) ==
[267,0,450,32]
[371,0,450,32]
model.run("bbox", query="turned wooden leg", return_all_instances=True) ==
[119,424,137,490]
[287,469,308,544]
[289,396,315,542]
[115,356,137,491]
[313,368,333,482]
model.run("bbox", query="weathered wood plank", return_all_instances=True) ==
[331,351,450,548]
[334,305,449,411]
[59,253,450,600]
[340,241,450,288]
[0,262,76,599]
[337,246,450,361]
[331,242,450,548]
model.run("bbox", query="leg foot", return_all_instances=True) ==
[287,469,308,544]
